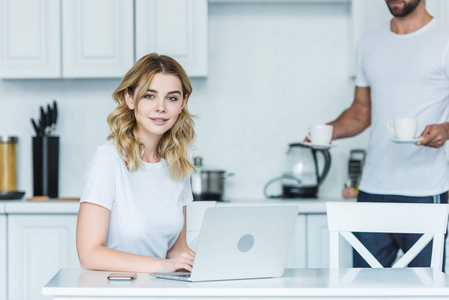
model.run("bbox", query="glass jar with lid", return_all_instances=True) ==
[0,136,25,199]
[0,135,18,191]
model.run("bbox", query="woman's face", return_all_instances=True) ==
[126,73,187,140]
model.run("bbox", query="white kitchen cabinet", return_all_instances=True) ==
[0,0,133,79]
[62,0,134,78]
[307,214,330,268]
[0,215,6,300]
[286,214,307,268]
[307,214,352,268]
[135,0,208,77]
[1,0,207,79]
[0,0,61,78]
[8,214,79,300]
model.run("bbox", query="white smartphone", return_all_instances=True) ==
[107,272,137,281]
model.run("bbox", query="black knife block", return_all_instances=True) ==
[32,136,59,198]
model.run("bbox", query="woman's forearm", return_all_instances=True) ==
[79,245,166,273]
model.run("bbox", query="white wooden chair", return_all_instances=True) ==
[186,201,216,251]
[327,202,449,270]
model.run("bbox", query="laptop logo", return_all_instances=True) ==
[238,234,255,252]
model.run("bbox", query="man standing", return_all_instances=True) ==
[328,0,449,269]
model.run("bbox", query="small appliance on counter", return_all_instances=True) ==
[190,156,234,201]
[0,135,25,200]
[343,149,366,198]
[264,143,331,198]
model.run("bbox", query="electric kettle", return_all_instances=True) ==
[264,143,331,198]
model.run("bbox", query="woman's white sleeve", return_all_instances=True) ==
[181,175,194,207]
[80,147,117,210]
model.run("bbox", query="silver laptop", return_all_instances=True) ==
[150,205,298,282]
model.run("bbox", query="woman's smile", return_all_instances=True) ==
[150,117,169,125]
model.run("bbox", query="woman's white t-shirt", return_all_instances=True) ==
[80,140,193,258]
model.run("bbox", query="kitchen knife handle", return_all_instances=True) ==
[31,119,40,136]
[47,104,53,124]
[53,100,58,125]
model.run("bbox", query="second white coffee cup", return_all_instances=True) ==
[387,118,418,140]
[308,124,333,145]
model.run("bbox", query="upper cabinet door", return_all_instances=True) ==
[135,0,208,77]
[0,0,61,78]
[62,0,134,78]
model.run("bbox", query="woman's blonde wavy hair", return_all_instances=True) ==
[107,53,195,179]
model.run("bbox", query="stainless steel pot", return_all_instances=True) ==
[191,157,234,201]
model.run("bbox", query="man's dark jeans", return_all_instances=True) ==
[354,191,448,272]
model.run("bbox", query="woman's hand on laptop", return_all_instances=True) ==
[164,251,195,272]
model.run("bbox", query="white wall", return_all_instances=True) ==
[0,79,118,198]
[0,1,370,200]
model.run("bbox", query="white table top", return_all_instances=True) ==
[43,268,449,299]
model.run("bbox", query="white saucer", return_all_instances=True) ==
[297,141,337,150]
[389,137,423,144]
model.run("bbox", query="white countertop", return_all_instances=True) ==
[0,200,80,214]
[0,197,350,214]
[218,197,351,213]
[43,268,449,298]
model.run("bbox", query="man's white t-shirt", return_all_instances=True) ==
[80,140,193,258]
[356,18,449,196]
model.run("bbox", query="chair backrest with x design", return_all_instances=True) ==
[327,202,449,270]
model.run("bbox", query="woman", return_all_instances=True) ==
[76,53,196,273]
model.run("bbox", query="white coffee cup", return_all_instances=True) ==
[387,118,418,140]
[308,124,333,145]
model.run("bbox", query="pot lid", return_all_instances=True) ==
[200,169,226,174]
[193,156,227,173]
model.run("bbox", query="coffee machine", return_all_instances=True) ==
[264,143,331,198]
